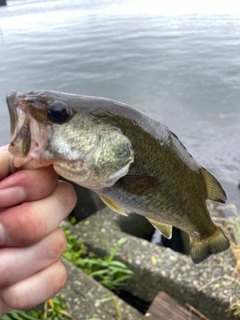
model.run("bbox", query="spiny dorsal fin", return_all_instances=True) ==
[200,167,227,203]
[98,194,128,216]
[147,218,172,239]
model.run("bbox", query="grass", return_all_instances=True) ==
[2,294,74,320]
[86,296,123,320]
[62,226,134,290]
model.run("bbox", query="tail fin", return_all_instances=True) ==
[190,226,230,264]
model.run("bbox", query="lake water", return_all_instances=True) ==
[0,0,239,210]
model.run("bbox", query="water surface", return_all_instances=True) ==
[0,0,239,209]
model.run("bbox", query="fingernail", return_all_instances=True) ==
[0,223,6,246]
[0,187,27,208]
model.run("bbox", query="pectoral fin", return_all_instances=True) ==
[147,218,172,239]
[98,194,128,216]
[115,173,159,196]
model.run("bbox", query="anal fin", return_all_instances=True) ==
[147,218,172,239]
[98,194,128,216]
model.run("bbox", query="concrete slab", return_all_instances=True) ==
[64,207,239,320]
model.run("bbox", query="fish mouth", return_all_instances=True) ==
[7,90,31,159]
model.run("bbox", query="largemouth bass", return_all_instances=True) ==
[6,90,230,264]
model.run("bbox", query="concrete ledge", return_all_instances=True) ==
[66,207,239,320]
[60,258,142,320]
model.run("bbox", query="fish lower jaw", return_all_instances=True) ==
[9,153,52,171]
[11,156,26,168]
[9,154,34,172]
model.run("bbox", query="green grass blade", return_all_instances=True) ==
[106,238,127,262]
[2,315,13,320]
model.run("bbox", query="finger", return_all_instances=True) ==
[0,228,66,287]
[0,165,58,208]
[0,150,10,181]
[1,261,67,312]
[0,181,76,247]
[0,146,8,152]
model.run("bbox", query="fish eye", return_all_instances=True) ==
[47,102,69,124]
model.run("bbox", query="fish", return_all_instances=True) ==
[6,89,230,264]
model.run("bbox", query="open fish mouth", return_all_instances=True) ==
[7,90,31,158]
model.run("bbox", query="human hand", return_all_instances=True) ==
[0,146,77,316]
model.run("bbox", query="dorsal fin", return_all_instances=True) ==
[147,218,172,239]
[200,167,227,203]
